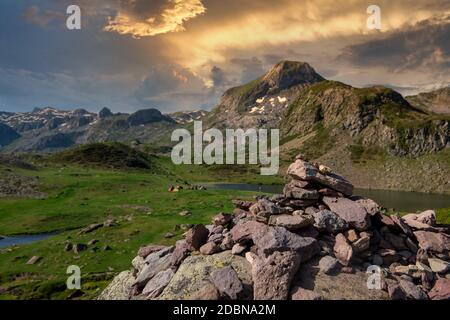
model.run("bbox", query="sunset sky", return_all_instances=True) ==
[0,0,449,113]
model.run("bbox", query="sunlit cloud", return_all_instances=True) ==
[104,0,206,38]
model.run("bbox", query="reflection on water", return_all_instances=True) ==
[0,233,57,248]
[206,183,450,212]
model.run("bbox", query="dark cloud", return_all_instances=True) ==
[230,57,265,83]
[210,66,228,87]
[340,15,450,74]
[133,64,215,111]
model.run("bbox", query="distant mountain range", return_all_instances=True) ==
[0,107,209,152]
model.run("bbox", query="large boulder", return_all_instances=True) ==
[322,197,370,231]
[134,247,174,289]
[98,271,134,300]
[158,251,252,300]
[210,266,245,299]
[142,269,175,298]
[249,251,301,300]
[287,160,353,196]
[414,231,450,254]
[403,210,437,226]
[231,221,268,243]
[252,226,319,261]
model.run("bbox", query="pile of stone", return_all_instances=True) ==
[99,158,450,300]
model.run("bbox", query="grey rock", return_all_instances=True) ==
[252,226,319,261]
[200,242,221,255]
[98,271,134,300]
[312,210,349,234]
[170,240,190,267]
[399,279,428,300]
[142,269,175,298]
[210,266,244,300]
[159,251,252,300]
[232,243,247,255]
[428,258,450,273]
[318,256,340,274]
[135,247,174,289]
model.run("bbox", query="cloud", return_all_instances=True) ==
[210,66,228,87]
[104,0,206,38]
[230,57,265,83]
[339,15,450,73]
[22,5,64,27]
[133,64,216,111]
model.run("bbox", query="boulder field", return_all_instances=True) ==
[99,157,450,300]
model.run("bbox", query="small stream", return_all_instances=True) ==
[206,183,450,212]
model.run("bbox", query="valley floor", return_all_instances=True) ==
[0,160,280,300]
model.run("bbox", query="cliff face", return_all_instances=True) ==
[406,87,450,115]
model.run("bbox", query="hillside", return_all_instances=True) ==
[49,142,157,170]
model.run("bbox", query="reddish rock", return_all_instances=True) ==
[428,278,450,300]
[170,240,190,267]
[333,233,353,266]
[322,197,370,231]
[200,242,221,255]
[355,197,380,216]
[388,283,406,300]
[344,229,359,243]
[251,251,301,300]
[186,224,209,251]
[290,286,322,300]
[212,213,233,226]
[414,230,450,254]
[232,200,255,210]
[252,226,319,260]
[231,221,268,243]
[287,159,353,196]
[189,281,220,300]
[403,210,436,227]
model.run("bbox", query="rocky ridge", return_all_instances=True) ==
[99,156,450,300]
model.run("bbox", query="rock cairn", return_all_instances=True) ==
[99,158,450,300]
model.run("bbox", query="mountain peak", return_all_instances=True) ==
[262,61,325,90]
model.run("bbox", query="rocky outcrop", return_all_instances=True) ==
[100,158,450,300]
